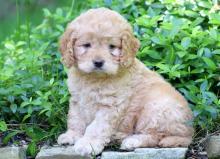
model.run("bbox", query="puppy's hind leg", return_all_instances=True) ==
[159,136,192,147]
[120,134,159,150]
[158,123,193,147]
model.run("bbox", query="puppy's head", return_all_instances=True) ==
[59,8,139,75]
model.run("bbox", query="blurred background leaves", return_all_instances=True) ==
[0,0,75,40]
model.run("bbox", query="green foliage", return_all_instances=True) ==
[0,0,220,157]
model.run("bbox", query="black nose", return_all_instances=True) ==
[93,60,104,68]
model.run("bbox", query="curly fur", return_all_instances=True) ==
[57,8,194,156]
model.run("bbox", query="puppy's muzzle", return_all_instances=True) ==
[93,60,105,69]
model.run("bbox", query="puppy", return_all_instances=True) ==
[57,8,194,156]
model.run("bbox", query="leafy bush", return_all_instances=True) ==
[0,0,220,157]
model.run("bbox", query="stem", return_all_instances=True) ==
[7,123,48,128]
[15,0,20,36]
[25,0,31,48]
[67,0,75,18]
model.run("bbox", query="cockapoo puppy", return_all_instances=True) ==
[57,8,194,156]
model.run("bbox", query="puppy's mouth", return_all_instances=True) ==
[94,67,103,71]
[93,67,106,73]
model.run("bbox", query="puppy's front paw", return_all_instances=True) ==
[120,136,142,150]
[57,131,79,145]
[73,137,104,156]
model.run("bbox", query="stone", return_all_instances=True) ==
[36,146,188,159]
[205,135,220,159]
[0,146,26,159]
[35,145,92,159]
[101,148,187,159]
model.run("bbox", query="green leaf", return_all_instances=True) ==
[166,46,175,65]
[213,49,220,54]
[174,43,184,51]
[16,41,27,47]
[191,17,204,27]
[184,10,199,18]
[202,57,217,70]
[0,121,7,131]
[32,98,42,106]
[7,95,14,103]
[3,131,18,144]
[5,42,15,50]
[151,36,161,44]
[176,51,187,58]
[205,106,217,119]
[142,48,162,59]
[20,101,30,107]
[56,8,63,16]
[209,29,218,40]
[209,13,220,25]
[198,1,212,8]
[28,106,33,114]
[191,68,204,74]
[124,0,135,7]
[27,142,37,157]
[22,114,31,122]
[136,16,151,27]
[59,96,68,104]
[49,78,54,85]
[197,48,204,56]
[200,80,208,91]
[136,15,161,27]
[186,54,198,60]
[181,37,191,50]
[147,7,156,17]
[10,104,17,113]
[156,63,170,72]
[169,18,183,38]
[43,8,51,17]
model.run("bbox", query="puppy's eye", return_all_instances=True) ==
[110,48,120,56]
[109,44,116,49]
[82,43,91,48]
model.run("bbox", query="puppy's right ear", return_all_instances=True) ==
[59,28,76,68]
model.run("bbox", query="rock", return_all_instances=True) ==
[0,146,26,159]
[36,146,188,159]
[101,148,187,159]
[35,145,92,159]
[205,135,220,159]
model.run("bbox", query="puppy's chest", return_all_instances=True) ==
[73,82,130,107]
[76,82,130,123]
[67,73,134,122]
[70,77,131,105]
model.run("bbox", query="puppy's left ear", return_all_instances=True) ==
[120,31,140,67]
[59,27,76,68]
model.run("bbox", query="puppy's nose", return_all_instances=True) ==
[93,60,104,68]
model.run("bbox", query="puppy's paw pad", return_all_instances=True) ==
[74,143,92,156]
[74,138,104,156]
[57,133,75,145]
[120,137,142,150]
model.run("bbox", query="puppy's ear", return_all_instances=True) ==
[59,27,76,68]
[120,31,140,67]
